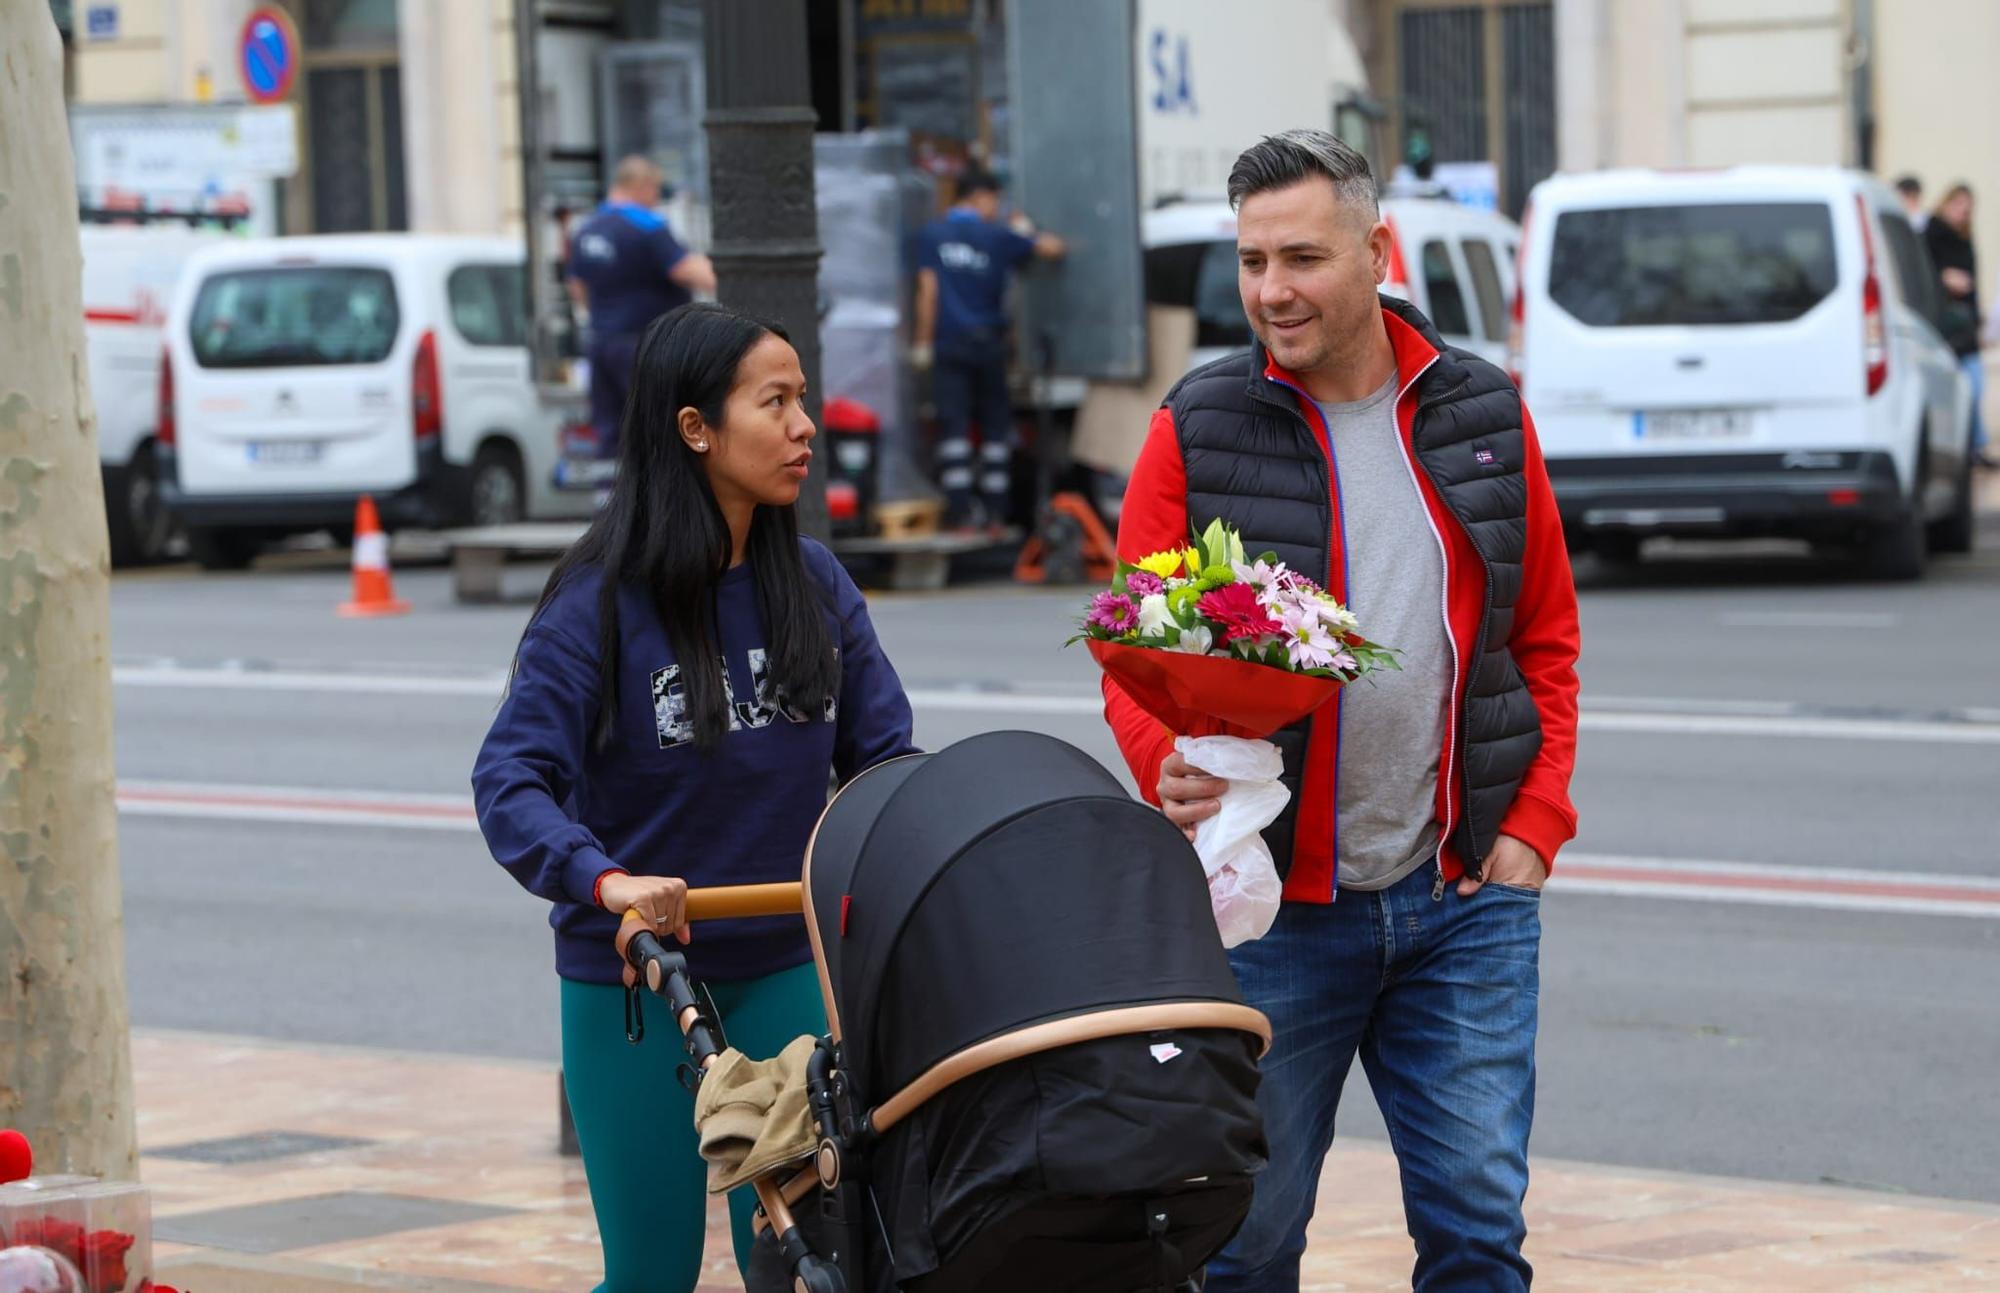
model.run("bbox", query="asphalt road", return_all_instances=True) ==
[107,531,2000,1203]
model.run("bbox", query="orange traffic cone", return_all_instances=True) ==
[338,495,410,617]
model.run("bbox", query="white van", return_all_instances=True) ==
[82,225,226,565]
[162,234,591,569]
[1142,195,1521,373]
[1516,167,1975,579]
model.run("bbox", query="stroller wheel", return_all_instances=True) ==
[792,1254,843,1293]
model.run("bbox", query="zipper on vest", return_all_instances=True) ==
[1263,371,1343,898]
[1402,369,1499,882]
[1384,355,1462,886]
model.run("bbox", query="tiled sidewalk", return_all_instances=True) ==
[132,1031,1998,1291]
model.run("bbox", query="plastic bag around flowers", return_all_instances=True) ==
[0,1245,86,1293]
[1177,734,1288,948]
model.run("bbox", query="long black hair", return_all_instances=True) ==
[525,302,839,750]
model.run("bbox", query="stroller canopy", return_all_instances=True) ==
[805,730,1252,1106]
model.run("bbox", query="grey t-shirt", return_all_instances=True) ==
[1316,379,1453,891]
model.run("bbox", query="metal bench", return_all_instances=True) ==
[442,523,587,603]
[831,529,1019,591]
[441,523,1019,602]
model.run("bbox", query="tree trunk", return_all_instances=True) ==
[0,5,138,1181]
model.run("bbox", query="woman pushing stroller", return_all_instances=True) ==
[472,301,918,1293]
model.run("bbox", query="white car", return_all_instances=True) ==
[161,234,591,570]
[1142,195,1522,373]
[82,224,226,565]
[1516,166,1975,579]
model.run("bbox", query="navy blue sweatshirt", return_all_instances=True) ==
[472,539,918,984]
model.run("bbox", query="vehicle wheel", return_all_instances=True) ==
[187,527,260,571]
[1860,507,1926,581]
[108,446,177,567]
[1927,455,1976,555]
[468,444,526,527]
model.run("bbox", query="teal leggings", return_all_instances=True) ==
[561,962,828,1293]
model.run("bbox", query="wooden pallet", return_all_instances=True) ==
[871,498,944,540]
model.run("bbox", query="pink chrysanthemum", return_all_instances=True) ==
[1087,591,1141,634]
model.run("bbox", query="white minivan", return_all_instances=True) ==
[82,224,225,565]
[1142,195,1522,373]
[162,234,590,569]
[1516,167,1975,579]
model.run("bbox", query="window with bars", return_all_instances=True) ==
[1391,1,1555,218]
[305,64,406,233]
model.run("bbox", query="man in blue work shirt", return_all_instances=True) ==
[566,156,717,459]
[913,167,1065,532]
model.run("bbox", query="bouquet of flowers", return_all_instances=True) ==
[1074,519,1397,946]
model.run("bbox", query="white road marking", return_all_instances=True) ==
[1716,611,1900,629]
[112,665,2000,742]
[115,781,2000,919]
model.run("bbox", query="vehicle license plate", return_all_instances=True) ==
[248,440,324,465]
[1633,409,1756,442]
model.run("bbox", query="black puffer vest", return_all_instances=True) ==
[1164,296,1542,880]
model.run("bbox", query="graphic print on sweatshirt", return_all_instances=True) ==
[650,648,839,749]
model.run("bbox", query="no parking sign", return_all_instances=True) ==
[239,6,299,105]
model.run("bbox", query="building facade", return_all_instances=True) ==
[64,0,524,238]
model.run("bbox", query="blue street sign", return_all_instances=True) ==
[239,7,298,105]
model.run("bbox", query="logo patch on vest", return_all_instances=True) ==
[1471,439,1509,472]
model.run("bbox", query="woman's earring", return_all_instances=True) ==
[695,440,707,451]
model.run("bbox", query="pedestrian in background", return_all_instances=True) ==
[1107,130,1580,1291]
[1924,184,1990,466]
[911,166,1066,534]
[472,303,917,1293]
[1896,174,1928,231]
[567,156,718,463]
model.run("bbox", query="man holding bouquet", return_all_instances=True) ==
[1102,130,1580,1291]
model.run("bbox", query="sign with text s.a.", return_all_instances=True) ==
[239,6,299,106]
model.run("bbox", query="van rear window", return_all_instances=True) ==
[188,267,400,368]
[1547,203,1838,327]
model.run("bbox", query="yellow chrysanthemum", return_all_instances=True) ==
[1135,550,1185,578]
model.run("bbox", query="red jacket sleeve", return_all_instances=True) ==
[1497,404,1581,868]
[1101,406,1189,803]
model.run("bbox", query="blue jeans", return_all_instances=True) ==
[1207,865,1540,1292]
[1960,353,1987,452]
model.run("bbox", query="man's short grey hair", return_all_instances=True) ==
[1226,129,1379,219]
[612,154,664,191]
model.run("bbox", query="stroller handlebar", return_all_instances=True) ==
[616,881,805,926]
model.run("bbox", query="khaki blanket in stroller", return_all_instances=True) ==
[694,1035,820,1194]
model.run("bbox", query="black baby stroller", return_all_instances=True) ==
[617,731,1270,1292]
